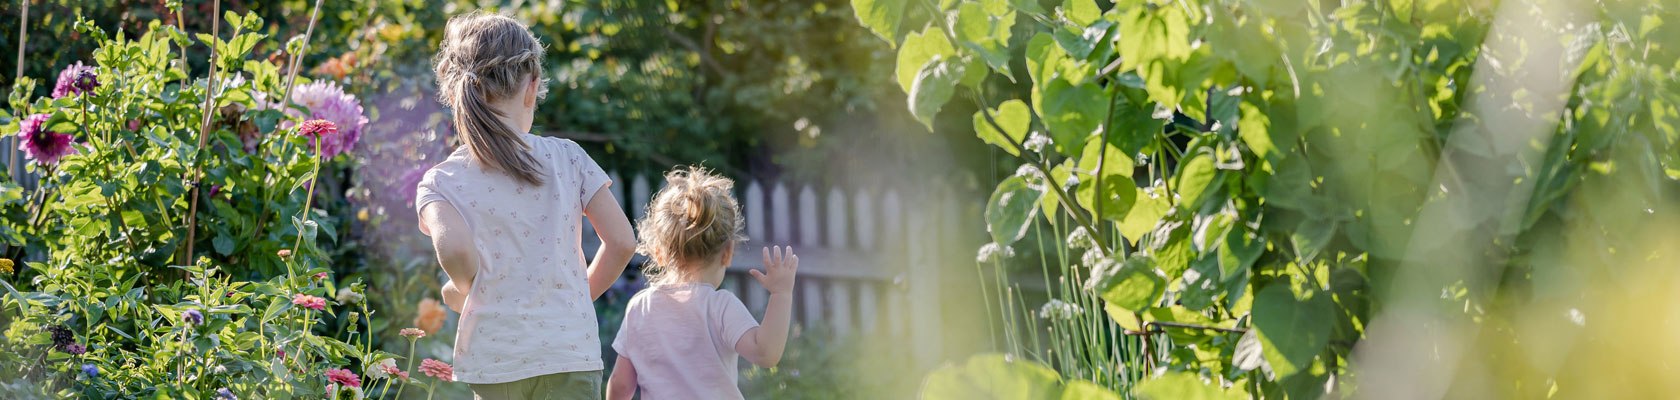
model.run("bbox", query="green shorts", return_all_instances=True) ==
[470,370,603,400]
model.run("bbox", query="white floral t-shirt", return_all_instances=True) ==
[414,134,611,384]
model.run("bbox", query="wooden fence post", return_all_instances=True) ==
[907,199,940,369]
[771,183,791,244]
[798,186,819,247]
[630,174,650,221]
[745,181,765,242]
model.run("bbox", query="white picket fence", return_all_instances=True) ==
[585,171,964,367]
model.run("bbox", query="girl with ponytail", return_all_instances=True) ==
[414,11,636,398]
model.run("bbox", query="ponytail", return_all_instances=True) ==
[434,12,549,186]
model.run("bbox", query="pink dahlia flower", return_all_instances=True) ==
[287,82,367,158]
[52,61,99,98]
[17,113,78,166]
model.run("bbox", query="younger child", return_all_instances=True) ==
[605,167,798,400]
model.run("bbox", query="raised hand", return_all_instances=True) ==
[750,246,799,295]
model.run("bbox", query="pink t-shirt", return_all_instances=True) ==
[612,282,760,400]
[414,134,611,384]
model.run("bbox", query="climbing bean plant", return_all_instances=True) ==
[853,0,1678,398]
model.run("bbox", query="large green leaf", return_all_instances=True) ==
[954,1,1017,79]
[1039,79,1106,155]
[1119,187,1167,241]
[1290,218,1334,264]
[1025,33,1065,89]
[985,175,1044,245]
[1252,283,1333,378]
[1219,225,1263,279]
[896,27,957,94]
[1134,372,1246,400]
[1061,380,1123,400]
[1054,20,1115,61]
[1116,4,1191,71]
[1090,256,1164,311]
[1076,137,1138,220]
[1061,0,1101,26]
[1175,153,1219,209]
[852,0,907,46]
[1237,102,1277,161]
[921,354,1064,400]
[909,56,967,131]
[975,100,1032,156]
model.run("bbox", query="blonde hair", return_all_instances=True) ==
[433,11,549,186]
[637,166,746,285]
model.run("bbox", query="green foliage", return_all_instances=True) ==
[919,354,1074,399]
[856,0,1680,397]
[0,10,445,398]
[738,328,922,399]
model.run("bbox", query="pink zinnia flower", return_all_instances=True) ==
[418,359,453,381]
[286,82,367,158]
[291,293,327,310]
[399,328,426,339]
[17,113,78,166]
[314,271,329,280]
[297,119,338,139]
[325,368,361,387]
[52,61,99,98]
[380,363,409,380]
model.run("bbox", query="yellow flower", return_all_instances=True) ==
[0,258,12,274]
[414,298,447,335]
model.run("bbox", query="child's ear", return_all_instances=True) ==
[719,244,735,266]
[522,77,538,108]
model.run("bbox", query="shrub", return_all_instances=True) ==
[0,9,449,398]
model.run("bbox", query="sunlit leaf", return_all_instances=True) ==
[985,175,1044,245]
[1062,0,1101,26]
[1061,380,1123,400]
[1090,256,1164,311]
[1040,79,1106,155]
[922,354,1064,400]
[909,56,967,131]
[897,27,957,94]
[1134,371,1246,400]
[852,0,907,46]
[955,1,1017,79]
[1175,153,1218,209]
[975,100,1032,156]
[1252,283,1333,378]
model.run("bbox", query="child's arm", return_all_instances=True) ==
[736,246,799,368]
[584,186,637,300]
[421,201,477,312]
[605,355,638,400]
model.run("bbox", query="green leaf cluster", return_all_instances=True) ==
[857,0,1680,397]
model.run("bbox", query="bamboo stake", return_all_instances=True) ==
[181,0,222,266]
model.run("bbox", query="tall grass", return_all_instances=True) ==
[977,211,1162,392]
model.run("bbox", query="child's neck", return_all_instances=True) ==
[489,101,534,134]
[672,262,726,287]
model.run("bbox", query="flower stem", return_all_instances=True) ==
[289,139,324,285]
[395,339,417,399]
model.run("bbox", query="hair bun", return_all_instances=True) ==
[634,166,746,285]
